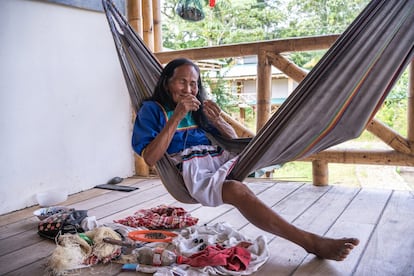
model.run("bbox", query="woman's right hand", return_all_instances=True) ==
[174,95,201,118]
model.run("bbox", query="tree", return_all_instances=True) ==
[161,0,285,49]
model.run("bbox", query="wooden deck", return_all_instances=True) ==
[1,177,414,276]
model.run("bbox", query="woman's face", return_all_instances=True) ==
[167,64,199,103]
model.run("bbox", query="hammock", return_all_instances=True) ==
[102,0,414,204]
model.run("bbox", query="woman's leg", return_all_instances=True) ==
[222,180,359,261]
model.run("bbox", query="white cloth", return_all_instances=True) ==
[141,222,269,276]
[172,145,238,207]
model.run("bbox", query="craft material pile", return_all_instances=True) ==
[35,204,269,275]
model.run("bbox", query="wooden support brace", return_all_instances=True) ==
[267,52,307,83]
[366,119,412,154]
[221,111,255,138]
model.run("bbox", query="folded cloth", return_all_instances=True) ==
[174,222,269,275]
[178,245,251,271]
[114,205,198,229]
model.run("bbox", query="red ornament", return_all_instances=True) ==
[209,0,215,8]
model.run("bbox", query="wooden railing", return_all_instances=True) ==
[154,36,414,185]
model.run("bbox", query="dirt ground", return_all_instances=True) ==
[396,166,414,189]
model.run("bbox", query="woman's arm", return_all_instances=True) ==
[142,95,200,166]
[203,100,238,139]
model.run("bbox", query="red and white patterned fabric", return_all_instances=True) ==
[114,205,198,229]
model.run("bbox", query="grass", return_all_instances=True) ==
[270,161,360,186]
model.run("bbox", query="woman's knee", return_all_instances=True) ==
[222,180,254,205]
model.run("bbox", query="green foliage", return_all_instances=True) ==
[202,73,237,112]
[374,69,409,136]
[161,0,284,49]
[281,0,370,37]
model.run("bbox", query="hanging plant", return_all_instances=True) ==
[175,0,205,21]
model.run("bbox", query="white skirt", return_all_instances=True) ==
[172,145,238,207]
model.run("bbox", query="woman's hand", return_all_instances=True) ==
[203,100,238,139]
[174,95,201,119]
[203,100,222,123]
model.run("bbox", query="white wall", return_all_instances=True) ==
[239,78,297,102]
[0,0,135,214]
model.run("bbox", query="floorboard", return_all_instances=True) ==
[1,177,413,276]
[354,190,414,276]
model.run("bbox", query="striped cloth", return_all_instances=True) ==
[114,205,198,229]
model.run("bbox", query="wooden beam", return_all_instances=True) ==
[302,149,414,166]
[154,35,339,64]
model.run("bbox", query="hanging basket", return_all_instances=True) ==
[175,0,205,21]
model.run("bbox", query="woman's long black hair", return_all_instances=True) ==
[147,58,210,129]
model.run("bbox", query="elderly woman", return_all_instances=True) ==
[132,58,359,261]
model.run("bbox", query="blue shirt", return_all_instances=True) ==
[132,101,216,155]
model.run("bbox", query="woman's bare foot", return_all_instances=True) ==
[305,233,360,261]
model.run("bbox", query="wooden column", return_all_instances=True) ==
[127,0,150,176]
[256,50,272,130]
[408,61,414,144]
[127,0,143,37]
[312,160,328,186]
[142,0,154,51]
[152,0,162,52]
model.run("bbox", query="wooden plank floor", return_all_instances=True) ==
[1,177,414,276]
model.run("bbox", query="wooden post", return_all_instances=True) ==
[312,160,328,186]
[152,0,162,52]
[142,0,154,51]
[408,61,414,144]
[256,50,272,130]
[127,0,143,37]
[127,0,151,176]
[239,107,246,123]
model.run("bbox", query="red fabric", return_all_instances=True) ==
[178,245,251,271]
[114,205,198,229]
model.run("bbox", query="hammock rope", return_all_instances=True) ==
[102,0,414,203]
